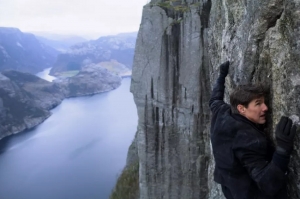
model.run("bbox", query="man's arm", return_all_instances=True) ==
[234,117,297,196]
[209,61,229,114]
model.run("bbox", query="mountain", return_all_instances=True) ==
[29,32,88,43]
[34,35,88,52]
[0,27,59,74]
[50,32,137,76]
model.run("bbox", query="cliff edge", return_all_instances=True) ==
[130,0,300,198]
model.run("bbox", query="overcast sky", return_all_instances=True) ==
[0,0,147,39]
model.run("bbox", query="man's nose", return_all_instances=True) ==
[262,103,268,111]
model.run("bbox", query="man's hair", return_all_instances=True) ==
[230,84,267,114]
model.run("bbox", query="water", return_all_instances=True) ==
[35,68,57,82]
[0,77,137,199]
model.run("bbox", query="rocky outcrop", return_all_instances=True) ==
[130,0,300,198]
[0,72,50,139]
[0,27,58,74]
[50,32,137,75]
[58,65,122,97]
[0,66,122,139]
[2,70,64,110]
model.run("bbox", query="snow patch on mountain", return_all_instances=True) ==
[16,42,24,49]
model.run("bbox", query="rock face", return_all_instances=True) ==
[0,67,122,139]
[0,27,58,74]
[130,0,300,198]
[50,32,137,75]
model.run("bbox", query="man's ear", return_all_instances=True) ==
[237,104,245,115]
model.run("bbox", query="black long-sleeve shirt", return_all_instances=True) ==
[209,74,289,199]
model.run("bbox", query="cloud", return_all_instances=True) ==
[0,0,147,38]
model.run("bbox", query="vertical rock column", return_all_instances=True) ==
[131,1,213,198]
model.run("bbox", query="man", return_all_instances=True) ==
[209,61,297,199]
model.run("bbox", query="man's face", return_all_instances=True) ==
[239,97,268,124]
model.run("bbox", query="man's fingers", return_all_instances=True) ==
[289,125,297,139]
[222,61,229,67]
[277,116,288,133]
[220,61,229,69]
[284,118,292,136]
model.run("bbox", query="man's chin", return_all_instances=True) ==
[259,118,266,124]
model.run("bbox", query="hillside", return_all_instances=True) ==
[0,27,58,73]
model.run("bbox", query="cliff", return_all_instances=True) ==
[130,0,300,198]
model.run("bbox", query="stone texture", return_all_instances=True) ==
[126,131,139,167]
[130,0,300,198]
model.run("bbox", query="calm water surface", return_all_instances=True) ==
[0,71,137,199]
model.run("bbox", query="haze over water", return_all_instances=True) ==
[0,76,137,199]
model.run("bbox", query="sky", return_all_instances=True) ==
[0,0,148,39]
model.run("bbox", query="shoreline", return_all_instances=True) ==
[0,79,127,141]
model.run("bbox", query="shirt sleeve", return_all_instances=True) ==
[233,131,288,196]
[209,74,227,114]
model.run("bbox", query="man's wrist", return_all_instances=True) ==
[276,146,292,156]
[273,152,290,172]
[219,71,228,77]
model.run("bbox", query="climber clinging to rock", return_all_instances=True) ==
[209,61,297,199]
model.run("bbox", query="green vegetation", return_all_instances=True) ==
[109,161,139,199]
[152,0,200,13]
[56,70,80,77]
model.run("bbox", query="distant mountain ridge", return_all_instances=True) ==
[34,34,88,52]
[50,32,137,75]
[0,27,58,74]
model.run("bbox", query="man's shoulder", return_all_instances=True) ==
[211,109,239,140]
[233,124,268,151]
[218,103,231,113]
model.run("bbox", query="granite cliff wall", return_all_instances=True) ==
[130,0,300,198]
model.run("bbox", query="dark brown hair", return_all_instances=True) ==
[230,84,267,114]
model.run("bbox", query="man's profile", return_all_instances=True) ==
[209,61,297,199]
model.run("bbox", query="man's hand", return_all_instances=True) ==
[275,116,297,156]
[219,61,230,77]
